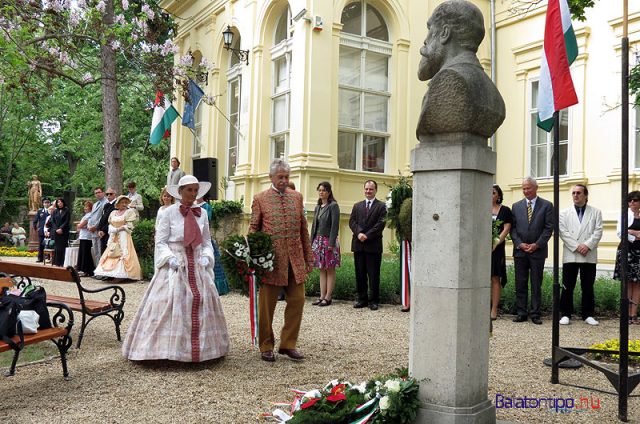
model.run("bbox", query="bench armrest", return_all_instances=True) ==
[78,285,126,309]
[47,301,74,334]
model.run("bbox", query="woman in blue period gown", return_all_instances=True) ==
[122,176,229,362]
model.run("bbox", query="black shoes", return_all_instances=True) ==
[353,301,368,309]
[531,317,543,325]
[512,315,527,323]
[369,303,379,311]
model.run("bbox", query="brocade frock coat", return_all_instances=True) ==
[249,187,313,285]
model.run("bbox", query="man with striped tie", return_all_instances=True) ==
[510,177,554,325]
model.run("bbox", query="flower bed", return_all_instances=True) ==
[0,247,37,257]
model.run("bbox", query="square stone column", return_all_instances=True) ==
[409,133,496,424]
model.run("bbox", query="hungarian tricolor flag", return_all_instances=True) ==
[150,91,179,145]
[536,0,578,132]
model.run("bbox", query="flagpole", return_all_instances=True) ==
[619,0,630,421]
[551,111,560,385]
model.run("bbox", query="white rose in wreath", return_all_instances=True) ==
[384,379,401,393]
[379,395,391,410]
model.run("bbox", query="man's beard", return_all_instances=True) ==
[417,44,444,81]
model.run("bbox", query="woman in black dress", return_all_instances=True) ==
[491,184,512,320]
[614,191,640,323]
[50,197,70,267]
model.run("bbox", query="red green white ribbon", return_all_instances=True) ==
[248,271,259,346]
[401,239,411,309]
[349,396,379,424]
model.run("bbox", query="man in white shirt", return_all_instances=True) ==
[558,184,603,326]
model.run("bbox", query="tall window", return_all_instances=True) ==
[635,106,640,168]
[338,1,390,173]
[227,32,242,177]
[192,102,202,158]
[270,8,292,160]
[529,81,569,177]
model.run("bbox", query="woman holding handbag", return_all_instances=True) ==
[94,195,142,280]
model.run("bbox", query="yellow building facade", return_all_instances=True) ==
[161,0,489,250]
[163,0,640,264]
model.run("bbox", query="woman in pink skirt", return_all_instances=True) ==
[310,182,341,306]
[122,175,229,362]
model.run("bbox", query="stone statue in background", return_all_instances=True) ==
[28,175,42,212]
[416,0,505,140]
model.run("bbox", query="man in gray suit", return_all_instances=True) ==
[511,177,554,325]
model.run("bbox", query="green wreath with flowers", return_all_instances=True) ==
[220,232,274,295]
[385,175,413,242]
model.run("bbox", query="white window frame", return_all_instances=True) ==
[226,60,242,177]
[338,2,391,173]
[192,101,202,159]
[528,80,570,179]
[270,10,293,161]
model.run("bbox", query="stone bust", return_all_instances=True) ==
[416,0,505,140]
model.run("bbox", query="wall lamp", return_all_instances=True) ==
[222,26,249,65]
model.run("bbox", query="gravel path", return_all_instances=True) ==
[1,256,638,423]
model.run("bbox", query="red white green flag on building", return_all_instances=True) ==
[536,0,579,132]
[150,91,179,145]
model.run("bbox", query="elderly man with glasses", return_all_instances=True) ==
[558,184,603,326]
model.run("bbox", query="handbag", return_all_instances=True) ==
[106,241,122,258]
[43,238,54,249]
[4,287,52,330]
[0,297,23,349]
[17,310,39,334]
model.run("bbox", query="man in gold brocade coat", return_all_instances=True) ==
[249,159,313,362]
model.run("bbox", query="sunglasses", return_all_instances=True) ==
[106,192,115,196]
[631,199,640,203]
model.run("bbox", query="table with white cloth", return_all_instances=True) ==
[63,247,79,268]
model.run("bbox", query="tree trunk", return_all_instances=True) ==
[100,0,123,193]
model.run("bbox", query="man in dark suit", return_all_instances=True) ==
[96,188,117,279]
[349,180,387,311]
[32,197,51,262]
[510,177,554,325]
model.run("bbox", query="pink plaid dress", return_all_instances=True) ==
[122,203,229,362]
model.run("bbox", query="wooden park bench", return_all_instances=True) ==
[0,276,74,379]
[0,261,125,349]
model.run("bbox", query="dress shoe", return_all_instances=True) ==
[401,307,410,312]
[261,350,276,362]
[353,301,368,309]
[278,348,305,361]
[531,317,543,325]
[35,260,43,263]
[512,315,527,323]
[369,303,379,311]
[559,316,570,325]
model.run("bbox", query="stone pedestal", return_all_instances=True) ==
[410,133,496,424]
[27,211,39,252]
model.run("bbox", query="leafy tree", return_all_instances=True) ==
[0,0,176,190]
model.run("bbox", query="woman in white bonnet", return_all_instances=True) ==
[122,175,229,362]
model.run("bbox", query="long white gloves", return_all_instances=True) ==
[168,257,180,270]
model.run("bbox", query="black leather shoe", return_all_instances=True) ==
[531,317,543,325]
[353,301,368,308]
[278,348,305,361]
[512,315,527,323]
[369,303,379,311]
[261,350,276,362]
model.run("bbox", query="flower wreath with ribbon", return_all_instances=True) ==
[220,231,274,346]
